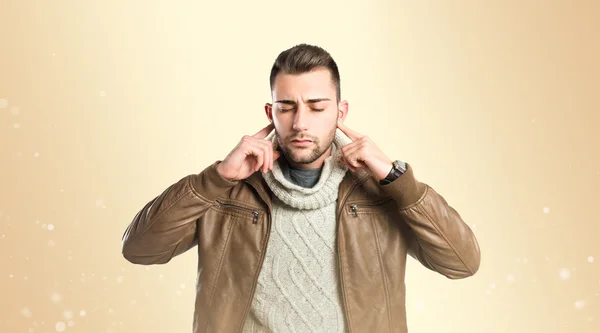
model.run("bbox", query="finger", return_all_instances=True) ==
[266,141,272,172]
[342,142,362,161]
[337,119,363,141]
[344,152,362,169]
[270,146,275,171]
[245,141,270,173]
[249,146,264,172]
[267,140,282,171]
[341,138,360,155]
[343,144,367,169]
[258,141,270,173]
[247,138,272,173]
[342,154,358,172]
[241,137,263,172]
[258,139,273,172]
[252,122,275,139]
[272,146,281,169]
[341,155,356,172]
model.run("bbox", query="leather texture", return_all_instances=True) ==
[121,161,481,333]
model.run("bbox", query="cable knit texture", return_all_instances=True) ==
[241,129,351,333]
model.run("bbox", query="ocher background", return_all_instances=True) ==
[1,1,598,332]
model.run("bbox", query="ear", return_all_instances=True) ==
[264,103,273,123]
[337,100,349,123]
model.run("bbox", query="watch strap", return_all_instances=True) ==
[379,160,406,185]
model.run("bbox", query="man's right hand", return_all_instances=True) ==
[216,123,281,181]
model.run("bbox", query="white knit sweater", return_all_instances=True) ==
[241,129,351,333]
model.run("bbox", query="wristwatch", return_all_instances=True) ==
[379,160,407,185]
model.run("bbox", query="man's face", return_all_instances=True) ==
[265,67,348,169]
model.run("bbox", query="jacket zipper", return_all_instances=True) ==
[235,181,272,333]
[350,204,358,217]
[344,196,395,331]
[215,200,260,224]
[349,198,394,217]
[337,178,367,333]
[237,212,270,333]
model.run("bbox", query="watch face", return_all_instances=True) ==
[393,160,406,173]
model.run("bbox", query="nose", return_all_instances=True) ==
[292,105,309,132]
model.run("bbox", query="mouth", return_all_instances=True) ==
[290,139,313,146]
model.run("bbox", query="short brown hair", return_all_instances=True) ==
[269,44,341,101]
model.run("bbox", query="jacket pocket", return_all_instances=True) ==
[215,199,262,224]
[347,197,396,217]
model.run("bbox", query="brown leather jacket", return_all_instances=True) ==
[121,160,481,333]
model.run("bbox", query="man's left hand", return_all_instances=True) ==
[337,119,393,181]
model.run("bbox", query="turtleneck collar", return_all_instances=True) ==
[261,129,351,210]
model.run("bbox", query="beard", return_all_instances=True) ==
[275,125,337,165]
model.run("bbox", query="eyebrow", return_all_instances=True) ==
[274,98,331,105]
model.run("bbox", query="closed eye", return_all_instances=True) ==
[279,108,324,112]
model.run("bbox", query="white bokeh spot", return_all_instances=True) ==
[55,321,66,332]
[96,199,106,209]
[559,268,571,280]
[63,310,73,320]
[21,307,32,318]
[51,292,62,304]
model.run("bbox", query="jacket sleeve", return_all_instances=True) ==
[121,161,239,265]
[381,163,481,279]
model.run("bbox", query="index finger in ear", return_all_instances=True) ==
[253,122,275,139]
[337,119,362,141]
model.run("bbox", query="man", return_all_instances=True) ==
[121,43,481,333]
